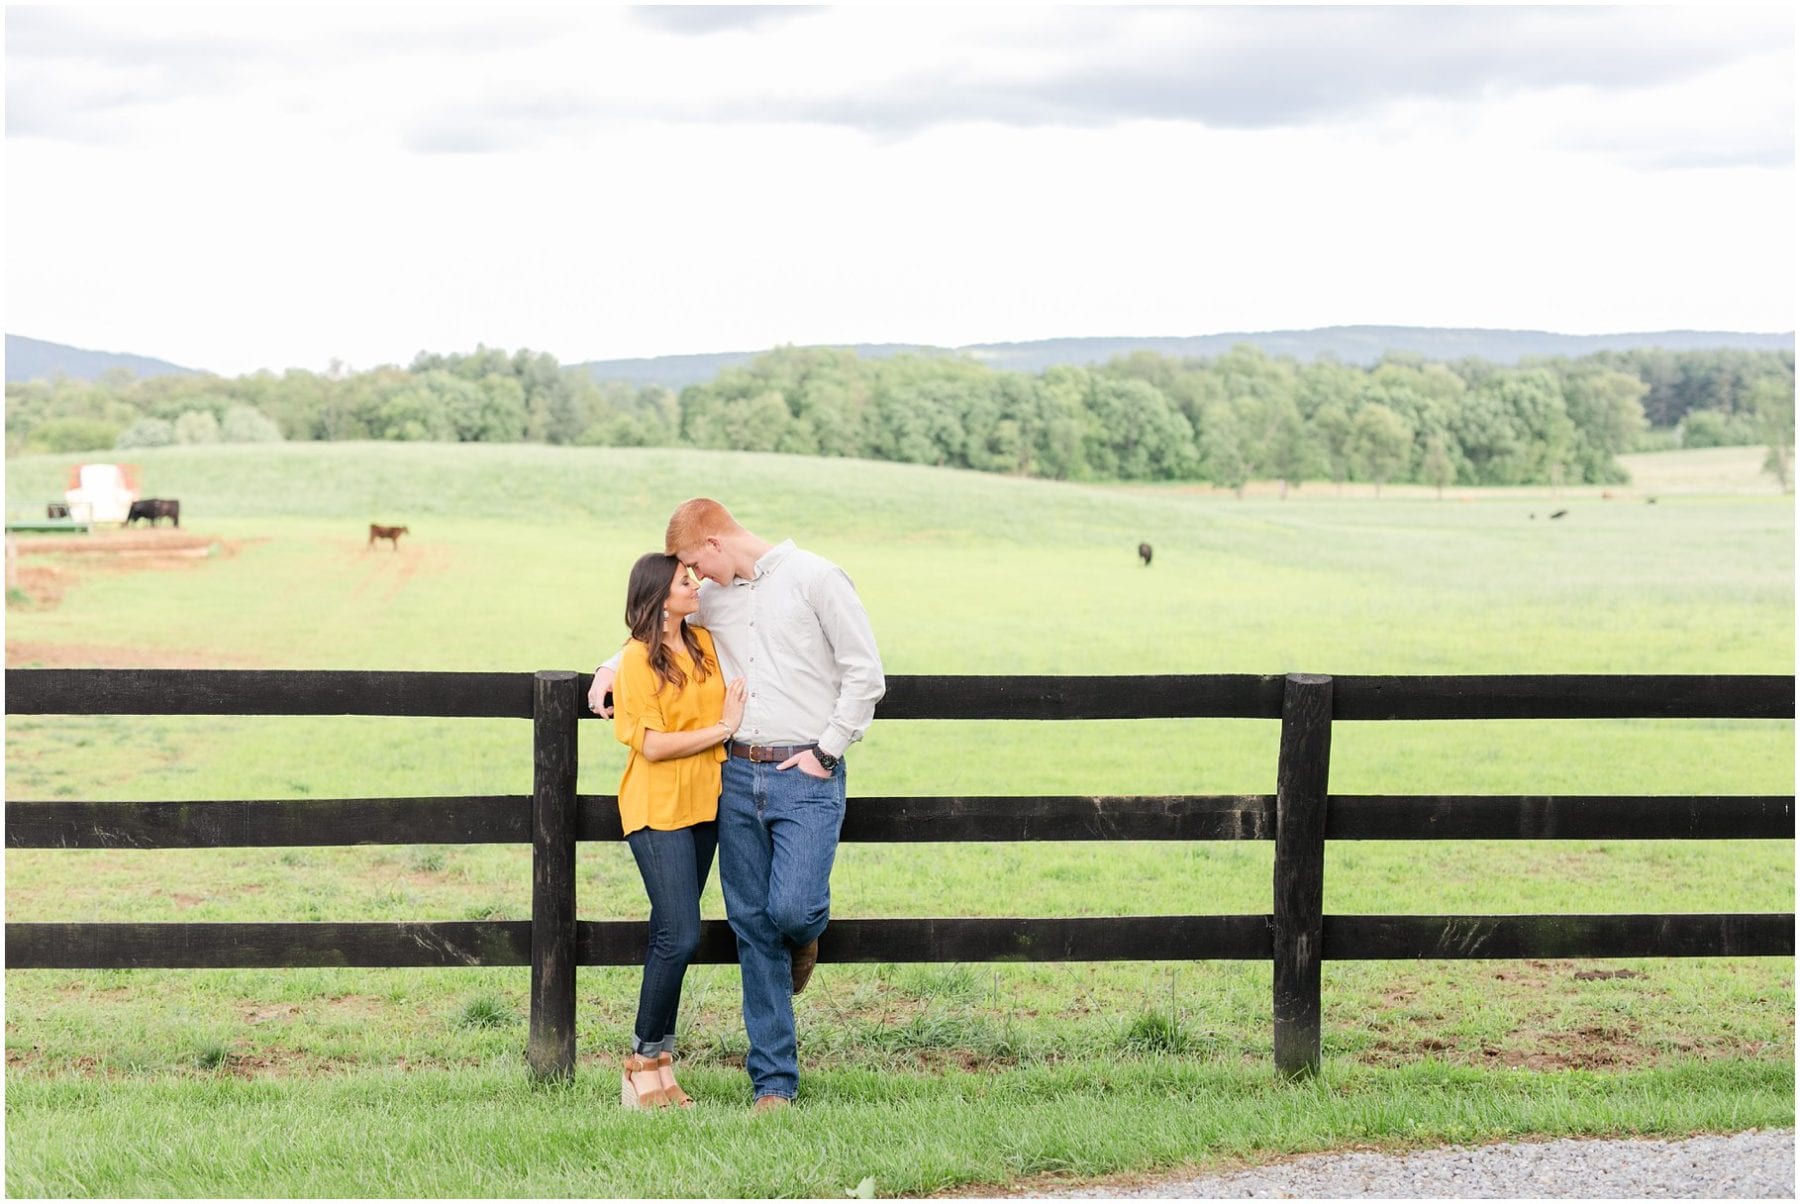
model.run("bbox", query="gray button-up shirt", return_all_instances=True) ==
[698,540,885,758]
[601,540,886,759]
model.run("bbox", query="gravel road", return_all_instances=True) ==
[1017,1129,1795,1198]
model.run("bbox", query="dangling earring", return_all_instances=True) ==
[661,609,669,621]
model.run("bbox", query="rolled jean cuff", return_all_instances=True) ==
[633,1033,676,1056]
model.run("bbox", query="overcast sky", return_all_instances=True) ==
[5,5,1794,376]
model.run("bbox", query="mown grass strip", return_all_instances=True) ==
[6,1059,1791,1197]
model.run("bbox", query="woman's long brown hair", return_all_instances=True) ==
[624,552,713,694]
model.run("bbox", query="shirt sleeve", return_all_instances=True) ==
[808,567,886,758]
[611,648,665,754]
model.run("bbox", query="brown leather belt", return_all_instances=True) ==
[727,740,817,763]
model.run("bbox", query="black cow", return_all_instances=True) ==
[125,498,180,528]
[1138,542,1153,567]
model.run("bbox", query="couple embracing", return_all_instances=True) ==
[587,498,885,1111]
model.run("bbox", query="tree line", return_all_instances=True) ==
[7,343,1793,492]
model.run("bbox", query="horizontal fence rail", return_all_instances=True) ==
[6,921,535,969]
[1323,794,1796,841]
[6,797,535,847]
[1323,913,1794,960]
[10,794,1794,848]
[10,670,1793,721]
[5,667,1793,1081]
[5,669,537,718]
[10,912,1788,971]
[4,916,1282,969]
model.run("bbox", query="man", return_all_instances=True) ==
[590,498,885,1109]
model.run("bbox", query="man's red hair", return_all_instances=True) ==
[665,498,741,555]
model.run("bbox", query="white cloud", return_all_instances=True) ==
[4,6,1792,373]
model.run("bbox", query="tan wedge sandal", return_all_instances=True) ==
[654,1051,694,1108]
[621,1052,670,1109]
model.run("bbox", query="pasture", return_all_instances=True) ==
[5,441,1793,1197]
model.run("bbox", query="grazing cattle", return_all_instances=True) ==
[124,498,180,528]
[45,503,69,519]
[1138,542,1153,567]
[1549,509,1569,520]
[368,523,409,550]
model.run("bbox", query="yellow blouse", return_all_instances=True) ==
[612,626,726,836]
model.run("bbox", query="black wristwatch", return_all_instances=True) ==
[813,749,840,772]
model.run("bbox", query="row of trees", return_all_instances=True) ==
[676,346,1665,492]
[1580,347,1793,429]
[7,344,1793,491]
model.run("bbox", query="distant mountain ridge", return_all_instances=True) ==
[8,327,1791,388]
[6,334,203,383]
[572,326,1795,391]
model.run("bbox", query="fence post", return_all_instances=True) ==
[1273,672,1332,1079]
[528,669,579,1082]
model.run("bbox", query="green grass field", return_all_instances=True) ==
[5,442,1793,1196]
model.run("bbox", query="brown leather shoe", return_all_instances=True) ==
[752,1094,791,1113]
[789,938,819,994]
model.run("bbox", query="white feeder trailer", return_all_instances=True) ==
[64,463,140,524]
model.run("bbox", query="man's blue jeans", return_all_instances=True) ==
[717,755,845,1100]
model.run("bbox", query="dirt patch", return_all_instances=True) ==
[5,531,261,614]
[5,1049,107,1075]
[9,530,220,557]
[1487,959,1565,989]
[923,1047,1022,1073]
[1349,993,1704,1072]
[6,639,269,668]
[1353,1029,1661,1071]
[53,983,133,1001]
[1472,1023,1651,1071]
[8,563,70,606]
[4,1046,359,1079]
[323,994,391,1016]
[340,537,452,604]
[221,1049,342,1078]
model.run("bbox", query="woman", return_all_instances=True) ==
[611,552,746,1109]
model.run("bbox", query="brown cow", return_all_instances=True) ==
[1138,542,1153,567]
[368,524,409,550]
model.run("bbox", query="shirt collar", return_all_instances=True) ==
[743,539,795,584]
[730,539,795,586]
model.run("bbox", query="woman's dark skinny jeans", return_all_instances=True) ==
[624,821,718,1056]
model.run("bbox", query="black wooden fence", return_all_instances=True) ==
[6,668,1794,1080]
